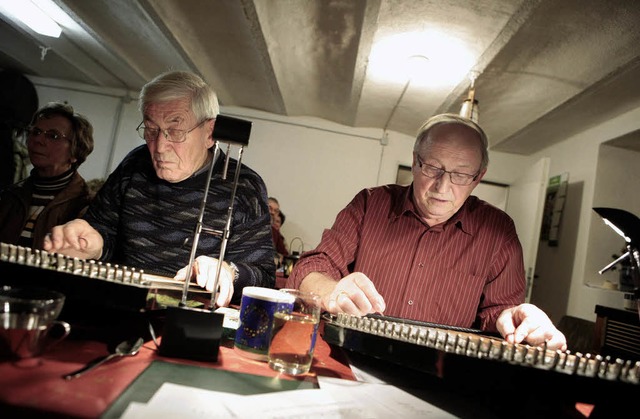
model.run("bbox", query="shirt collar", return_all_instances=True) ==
[390,184,415,220]
[449,196,479,235]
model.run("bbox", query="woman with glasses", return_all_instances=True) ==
[0,102,94,249]
[286,113,567,351]
[44,71,275,308]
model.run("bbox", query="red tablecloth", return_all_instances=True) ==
[0,331,355,418]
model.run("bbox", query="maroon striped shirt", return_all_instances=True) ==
[286,184,525,332]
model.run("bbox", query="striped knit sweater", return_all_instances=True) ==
[18,169,75,247]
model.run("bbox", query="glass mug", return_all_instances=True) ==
[267,289,321,375]
[0,287,71,360]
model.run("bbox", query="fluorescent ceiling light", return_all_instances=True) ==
[0,0,62,38]
[368,30,475,87]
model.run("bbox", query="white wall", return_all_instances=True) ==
[29,76,532,247]
[221,107,386,252]
[27,76,532,251]
[219,107,531,251]
[530,106,640,321]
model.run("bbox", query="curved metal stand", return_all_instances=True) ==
[159,115,252,362]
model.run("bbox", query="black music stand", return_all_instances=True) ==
[158,115,252,362]
[594,207,640,319]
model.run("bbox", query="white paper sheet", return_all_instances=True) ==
[119,377,458,419]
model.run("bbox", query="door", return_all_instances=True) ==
[506,157,550,302]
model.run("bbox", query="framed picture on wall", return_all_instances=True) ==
[540,172,569,246]
[396,165,412,185]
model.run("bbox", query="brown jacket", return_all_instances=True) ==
[0,172,92,249]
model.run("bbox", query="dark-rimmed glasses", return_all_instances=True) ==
[136,119,209,143]
[416,156,479,186]
[26,126,68,141]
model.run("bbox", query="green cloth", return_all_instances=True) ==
[102,360,315,418]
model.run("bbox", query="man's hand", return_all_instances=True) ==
[43,219,104,260]
[311,272,386,316]
[174,255,235,307]
[496,303,567,351]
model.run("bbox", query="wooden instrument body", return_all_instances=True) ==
[0,243,207,340]
[323,312,639,417]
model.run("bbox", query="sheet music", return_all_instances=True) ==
[119,378,458,418]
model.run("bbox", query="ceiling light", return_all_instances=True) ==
[460,71,480,123]
[368,30,474,87]
[405,55,430,81]
[0,0,62,38]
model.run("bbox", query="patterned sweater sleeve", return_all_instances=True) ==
[82,148,134,262]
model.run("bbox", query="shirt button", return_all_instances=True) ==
[418,263,424,268]
[408,300,414,305]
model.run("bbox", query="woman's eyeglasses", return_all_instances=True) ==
[26,126,68,141]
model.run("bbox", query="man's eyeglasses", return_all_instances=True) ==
[136,119,209,143]
[26,126,68,141]
[416,156,479,186]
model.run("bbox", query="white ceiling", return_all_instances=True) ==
[1,0,639,154]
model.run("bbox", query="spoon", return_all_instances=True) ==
[63,337,144,380]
